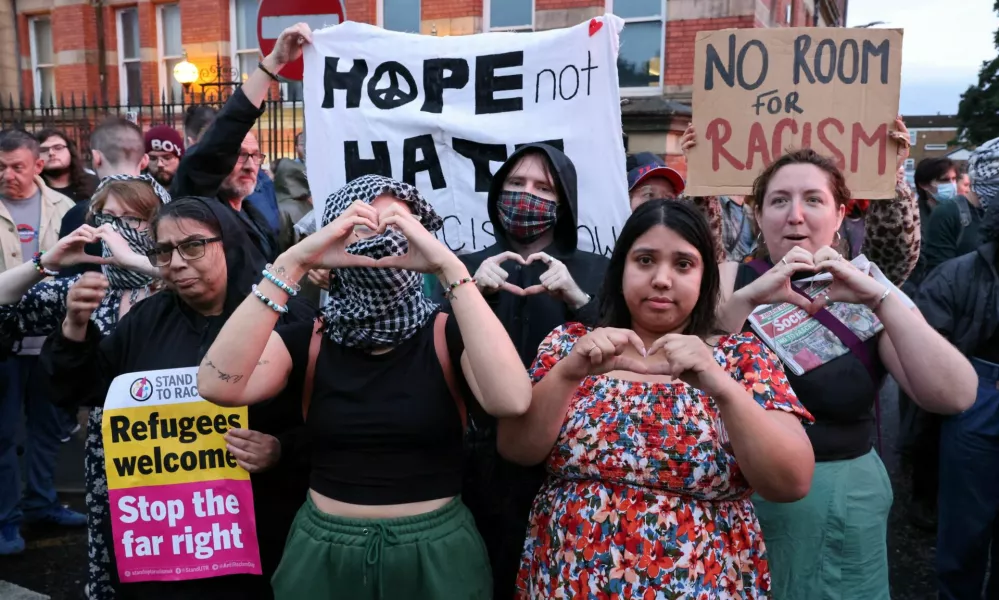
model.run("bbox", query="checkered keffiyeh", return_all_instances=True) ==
[496,191,558,243]
[969,137,999,209]
[93,174,171,290]
[320,175,440,349]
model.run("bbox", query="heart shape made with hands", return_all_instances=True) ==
[493,252,557,297]
[772,248,860,315]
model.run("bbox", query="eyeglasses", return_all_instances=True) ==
[236,151,267,165]
[145,237,222,267]
[39,144,67,156]
[93,212,146,230]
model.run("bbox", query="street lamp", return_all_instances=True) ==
[172,50,198,93]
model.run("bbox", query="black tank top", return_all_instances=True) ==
[734,263,885,461]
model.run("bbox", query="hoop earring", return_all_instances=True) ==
[834,230,842,246]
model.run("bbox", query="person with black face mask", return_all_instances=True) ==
[445,144,609,598]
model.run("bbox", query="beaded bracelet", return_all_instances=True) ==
[251,284,289,314]
[32,252,58,277]
[262,264,299,296]
[445,277,475,300]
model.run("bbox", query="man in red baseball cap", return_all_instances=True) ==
[144,125,184,188]
[626,151,685,211]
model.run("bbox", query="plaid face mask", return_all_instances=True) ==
[497,191,558,244]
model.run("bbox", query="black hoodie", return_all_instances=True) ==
[39,197,309,600]
[457,143,609,365]
[171,88,279,263]
[454,144,609,598]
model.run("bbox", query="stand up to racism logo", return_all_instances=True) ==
[130,377,153,402]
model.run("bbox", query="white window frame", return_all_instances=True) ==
[606,0,666,96]
[28,17,55,107]
[924,143,949,151]
[229,0,259,85]
[904,158,915,170]
[376,0,422,33]
[117,7,142,106]
[909,130,918,145]
[157,3,183,104]
[483,0,534,32]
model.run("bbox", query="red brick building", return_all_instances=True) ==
[0,0,849,161]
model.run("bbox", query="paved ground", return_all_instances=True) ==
[1,389,942,599]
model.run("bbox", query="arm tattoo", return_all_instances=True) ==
[203,359,244,385]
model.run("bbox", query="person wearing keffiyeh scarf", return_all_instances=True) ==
[196,172,532,600]
[319,175,441,348]
[0,172,170,598]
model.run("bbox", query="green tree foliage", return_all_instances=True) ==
[956,0,999,145]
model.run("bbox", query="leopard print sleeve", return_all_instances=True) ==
[862,168,920,286]
[681,195,725,264]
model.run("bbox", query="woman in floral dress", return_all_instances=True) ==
[0,175,168,600]
[499,200,816,599]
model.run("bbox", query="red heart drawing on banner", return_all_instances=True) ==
[588,19,603,37]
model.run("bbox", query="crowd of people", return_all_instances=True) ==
[1,21,997,600]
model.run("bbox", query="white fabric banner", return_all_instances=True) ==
[302,15,631,256]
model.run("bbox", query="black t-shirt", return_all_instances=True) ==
[276,312,472,505]
[734,263,885,462]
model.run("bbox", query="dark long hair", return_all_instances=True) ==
[598,199,720,338]
[35,129,92,198]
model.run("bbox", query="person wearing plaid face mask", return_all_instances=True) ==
[447,143,609,598]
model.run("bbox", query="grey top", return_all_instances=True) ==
[1,188,42,262]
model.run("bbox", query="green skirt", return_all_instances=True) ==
[272,496,492,600]
[753,449,893,600]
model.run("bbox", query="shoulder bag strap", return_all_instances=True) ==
[433,312,468,430]
[747,260,877,381]
[302,318,322,421]
[747,258,882,452]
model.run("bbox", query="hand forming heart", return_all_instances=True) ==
[742,246,887,315]
[473,251,589,308]
[288,201,461,278]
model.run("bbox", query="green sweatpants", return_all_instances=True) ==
[272,496,492,599]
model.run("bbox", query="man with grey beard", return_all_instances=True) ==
[170,97,278,261]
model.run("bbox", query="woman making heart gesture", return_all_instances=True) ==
[501,199,815,599]
[715,148,977,600]
[197,174,531,599]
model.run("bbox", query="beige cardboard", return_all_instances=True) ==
[686,28,903,199]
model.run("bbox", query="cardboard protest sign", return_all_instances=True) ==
[102,367,260,583]
[303,15,630,256]
[686,28,903,199]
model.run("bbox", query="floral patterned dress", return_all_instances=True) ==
[515,324,814,600]
[0,277,146,600]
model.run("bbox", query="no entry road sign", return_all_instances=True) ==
[257,0,345,81]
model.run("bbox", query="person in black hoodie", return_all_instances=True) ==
[168,24,310,264]
[38,196,309,599]
[455,143,609,598]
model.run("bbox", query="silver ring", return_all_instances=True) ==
[781,257,789,266]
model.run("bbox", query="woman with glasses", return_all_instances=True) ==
[0,175,168,600]
[38,195,310,599]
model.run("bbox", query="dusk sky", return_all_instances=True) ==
[846,0,999,116]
